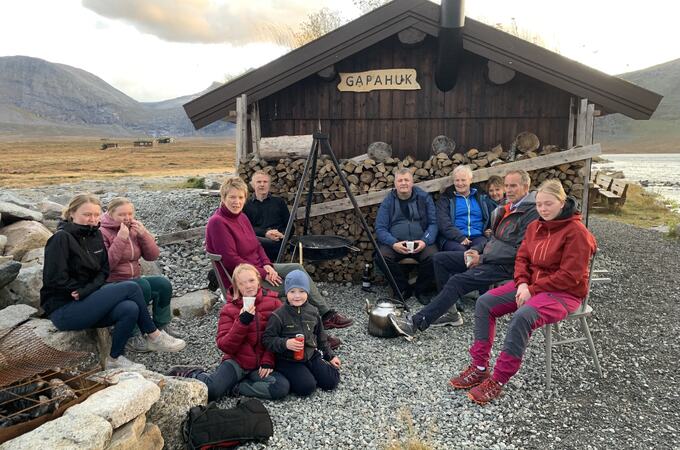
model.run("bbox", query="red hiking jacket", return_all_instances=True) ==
[216,287,282,370]
[514,201,597,299]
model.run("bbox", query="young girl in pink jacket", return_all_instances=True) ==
[100,197,181,352]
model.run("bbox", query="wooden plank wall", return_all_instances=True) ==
[259,35,572,160]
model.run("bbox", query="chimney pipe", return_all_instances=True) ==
[435,0,465,92]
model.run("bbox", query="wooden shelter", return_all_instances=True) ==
[184,0,661,163]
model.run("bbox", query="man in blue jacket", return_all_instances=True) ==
[375,169,438,304]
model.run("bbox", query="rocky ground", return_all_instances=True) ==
[5,180,680,449]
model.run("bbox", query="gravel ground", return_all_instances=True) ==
[8,182,680,449]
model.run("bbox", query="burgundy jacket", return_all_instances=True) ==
[100,213,160,282]
[205,205,271,289]
[514,200,597,300]
[216,287,282,370]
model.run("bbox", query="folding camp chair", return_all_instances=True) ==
[206,251,232,302]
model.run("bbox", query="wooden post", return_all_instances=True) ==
[235,94,248,169]
[575,98,588,146]
[250,101,261,160]
[582,102,596,223]
[567,97,575,148]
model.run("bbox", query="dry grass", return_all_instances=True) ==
[0,137,235,188]
[593,183,680,231]
[383,408,434,450]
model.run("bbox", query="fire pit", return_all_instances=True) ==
[0,323,108,443]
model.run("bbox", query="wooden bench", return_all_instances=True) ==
[590,172,629,209]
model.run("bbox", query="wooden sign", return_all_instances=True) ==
[337,69,421,92]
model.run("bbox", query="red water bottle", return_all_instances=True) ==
[293,334,305,361]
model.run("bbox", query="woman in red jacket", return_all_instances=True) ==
[167,263,290,401]
[100,198,181,352]
[449,179,597,404]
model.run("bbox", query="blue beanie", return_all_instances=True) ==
[285,270,310,294]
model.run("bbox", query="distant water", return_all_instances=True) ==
[594,153,680,207]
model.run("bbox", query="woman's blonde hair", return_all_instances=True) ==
[107,197,134,215]
[537,179,567,202]
[219,177,249,201]
[231,263,261,298]
[62,193,102,221]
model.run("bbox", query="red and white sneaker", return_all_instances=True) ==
[449,365,489,389]
[467,378,503,405]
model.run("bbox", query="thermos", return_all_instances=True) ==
[362,263,372,292]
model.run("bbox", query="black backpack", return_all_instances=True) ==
[181,399,274,449]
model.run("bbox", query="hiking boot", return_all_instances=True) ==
[449,365,489,389]
[323,312,353,329]
[467,378,503,405]
[327,334,342,350]
[455,299,465,312]
[388,313,416,341]
[125,334,151,353]
[159,322,184,339]
[431,310,464,327]
[166,365,204,378]
[146,330,187,353]
[105,355,145,371]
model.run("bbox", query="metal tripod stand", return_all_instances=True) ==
[276,131,407,307]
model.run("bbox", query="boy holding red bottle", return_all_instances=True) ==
[263,270,341,396]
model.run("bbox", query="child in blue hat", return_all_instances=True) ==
[263,270,341,396]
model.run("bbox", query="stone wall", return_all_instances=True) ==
[0,370,207,450]
[238,146,587,282]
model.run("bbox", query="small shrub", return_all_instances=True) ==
[181,177,206,189]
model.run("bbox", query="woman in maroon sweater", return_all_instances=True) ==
[167,263,289,401]
[204,177,352,348]
[449,179,597,404]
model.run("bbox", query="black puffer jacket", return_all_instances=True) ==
[40,221,110,315]
[262,301,334,362]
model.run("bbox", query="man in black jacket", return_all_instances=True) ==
[243,171,291,261]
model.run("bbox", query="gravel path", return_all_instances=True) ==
[8,181,679,449]
[137,217,679,449]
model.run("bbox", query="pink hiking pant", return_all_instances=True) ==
[469,281,582,384]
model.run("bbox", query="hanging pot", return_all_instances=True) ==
[290,235,360,261]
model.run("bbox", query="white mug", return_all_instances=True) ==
[242,296,256,309]
[405,241,415,253]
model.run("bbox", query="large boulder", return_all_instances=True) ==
[36,200,64,221]
[0,234,7,253]
[0,260,21,289]
[0,304,37,330]
[0,221,52,261]
[0,193,34,209]
[65,374,161,429]
[141,371,208,450]
[170,289,218,319]
[1,264,43,308]
[23,318,98,355]
[0,201,43,224]
[0,412,112,450]
[20,247,44,267]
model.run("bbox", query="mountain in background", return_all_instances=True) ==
[595,58,680,151]
[0,56,232,137]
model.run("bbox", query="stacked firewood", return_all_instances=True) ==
[237,144,587,282]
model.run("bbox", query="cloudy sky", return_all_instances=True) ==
[1,0,678,102]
